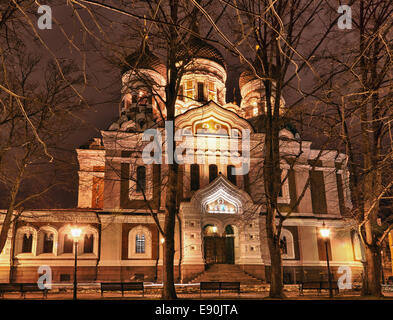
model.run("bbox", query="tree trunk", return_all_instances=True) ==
[361,220,383,297]
[162,135,178,299]
[267,229,284,298]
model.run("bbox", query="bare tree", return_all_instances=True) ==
[223,0,348,297]
[318,0,393,297]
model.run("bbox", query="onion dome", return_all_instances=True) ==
[177,37,226,70]
[122,43,166,76]
[239,50,277,89]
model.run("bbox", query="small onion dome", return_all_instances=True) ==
[176,37,226,70]
[239,50,278,90]
[122,44,166,77]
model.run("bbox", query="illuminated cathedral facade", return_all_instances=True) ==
[0,39,366,285]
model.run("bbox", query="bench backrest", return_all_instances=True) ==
[302,282,321,289]
[320,281,339,289]
[101,283,122,291]
[220,282,240,290]
[0,283,22,291]
[20,283,45,292]
[200,282,220,290]
[122,282,144,290]
[101,282,143,291]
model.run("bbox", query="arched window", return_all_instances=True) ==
[43,233,54,253]
[135,234,145,253]
[37,226,58,255]
[22,234,33,253]
[280,229,295,259]
[209,164,218,183]
[128,226,152,259]
[197,82,205,102]
[15,227,37,255]
[227,165,236,185]
[190,164,200,191]
[83,234,94,254]
[63,234,74,253]
[136,166,146,193]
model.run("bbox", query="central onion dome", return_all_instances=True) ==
[239,54,278,90]
[176,37,226,70]
[122,44,166,77]
[239,49,284,118]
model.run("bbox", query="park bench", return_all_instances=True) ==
[0,283,48,299]
[299,281,339,295]
[100,282,144,297]
[200,281,240,297]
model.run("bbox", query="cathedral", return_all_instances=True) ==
[0,38,365,285]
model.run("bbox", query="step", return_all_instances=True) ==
[189,264,264,284]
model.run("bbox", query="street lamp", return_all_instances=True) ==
[320,222,333,298]
[70,227,82,300]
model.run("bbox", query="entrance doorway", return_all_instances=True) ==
[203,225,235,265]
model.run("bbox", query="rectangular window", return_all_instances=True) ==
[43,233,54,253]
[209,164,218,183]
[63,235,74,253]
[190,164,200,191]
[83,234,94,254]
[227,165,236,185]
[317,230,332,261]
[22,234,33,253]
[136,166,146,193]
[178,85,184,101]
[309,170,328,214]
[336,173,345,215]
[92,176,104,209]
[185,80,194,101]
[197,82,204,102]
[136,234,145,253]
[208,82,216,101]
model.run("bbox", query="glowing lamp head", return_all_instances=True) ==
[212,226,218,233]
[70,227,82,240]
[160,238,165,244]
[320,222,330,239]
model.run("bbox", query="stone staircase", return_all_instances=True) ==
[189,264,264,284]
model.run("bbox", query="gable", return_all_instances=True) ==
[175,101,254,136]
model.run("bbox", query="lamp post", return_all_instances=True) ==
[70,227,82,300]
[320,222,333,298]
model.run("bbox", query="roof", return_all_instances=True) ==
[177,37,226,69]
[122,44,166,76]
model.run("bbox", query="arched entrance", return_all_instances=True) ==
[203,224,235,265]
